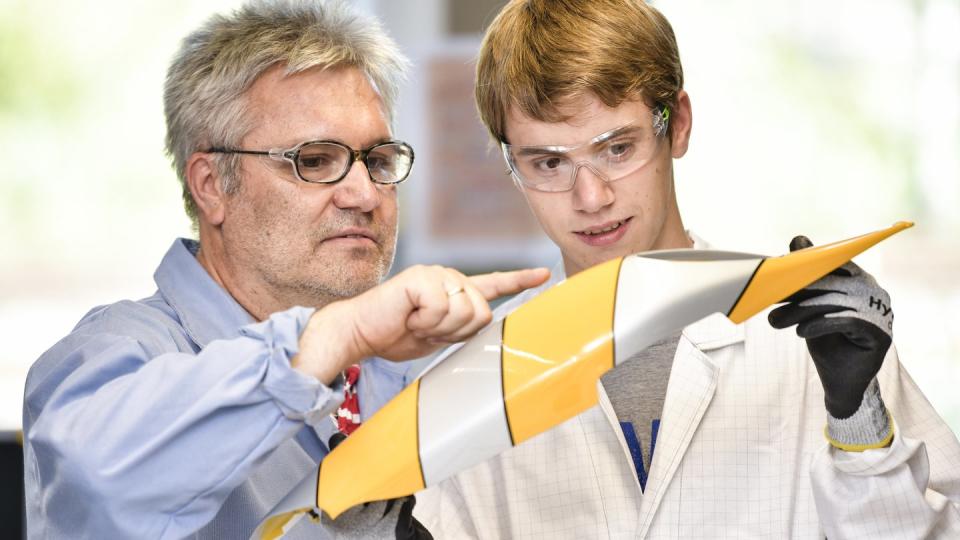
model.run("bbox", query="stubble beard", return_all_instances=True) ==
[260,216,398,308]
[224,174,401,308]
[297,240,395,302]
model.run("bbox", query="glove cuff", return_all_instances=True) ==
[824,379,894,452]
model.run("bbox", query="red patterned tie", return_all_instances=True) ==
[336,364,362,435]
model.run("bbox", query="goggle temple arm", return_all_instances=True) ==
[653,103,671,137]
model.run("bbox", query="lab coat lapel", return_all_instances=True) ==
[636,314,741,537]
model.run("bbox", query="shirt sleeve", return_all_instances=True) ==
[24,306,345,539]
[810,345,960,538]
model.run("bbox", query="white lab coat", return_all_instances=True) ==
[414,254,960,539]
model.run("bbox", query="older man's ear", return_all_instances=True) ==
[186,152,227,227]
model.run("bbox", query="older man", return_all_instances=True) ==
[415,0,960,538]
[22,2,546,538]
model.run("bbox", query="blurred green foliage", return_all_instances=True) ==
[0,5,84,122]
[765,37,923,217]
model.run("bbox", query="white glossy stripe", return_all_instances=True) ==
[613,255,762,364]
[417,321,512,487]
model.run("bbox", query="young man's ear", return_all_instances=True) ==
[185,152,227,227]
[670,90,693,159]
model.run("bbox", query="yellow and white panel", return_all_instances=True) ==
[612,252,763,364]
[501,256,622,444]
[254,221,913,535]
[417,320,511,486]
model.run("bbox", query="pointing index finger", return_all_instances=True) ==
[468,268,550,301]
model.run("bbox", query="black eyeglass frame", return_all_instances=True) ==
[205,139,415,185]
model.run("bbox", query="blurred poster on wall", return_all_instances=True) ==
[399,42,555,272]
[426,56,542,240]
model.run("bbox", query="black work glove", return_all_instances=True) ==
[768,235,894,419]
[320,433,433,540]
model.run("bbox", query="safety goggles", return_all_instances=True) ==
[501,105,669,192]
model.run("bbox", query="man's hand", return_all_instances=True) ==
[768,235,894,419]
[295,265,550,383]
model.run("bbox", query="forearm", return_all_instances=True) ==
[27,307,344,538]
[294,299,367,384]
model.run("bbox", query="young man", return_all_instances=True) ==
[414,1,960,537]
[21,2,547,538]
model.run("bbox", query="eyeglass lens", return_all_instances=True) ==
[296,142,412,183]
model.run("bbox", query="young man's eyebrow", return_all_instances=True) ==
[513,146,568,157]
[511,124,642,156]
[590,124,641,145]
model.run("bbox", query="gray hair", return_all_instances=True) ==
[163,0,409,228]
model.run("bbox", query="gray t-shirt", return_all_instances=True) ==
[600,332,680,491]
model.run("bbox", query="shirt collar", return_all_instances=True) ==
[154,238,254,347]
[687,230,710,250]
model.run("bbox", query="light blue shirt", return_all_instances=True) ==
[22,238,418,539]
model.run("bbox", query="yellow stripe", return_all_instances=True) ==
[502,257,622,444]
[257,510,308,540]
[317,380,425,519]
[727,221,913,323]
[823,412,895,452]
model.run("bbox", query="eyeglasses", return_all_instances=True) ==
[501,105,670,193]
[205,140,415,185]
